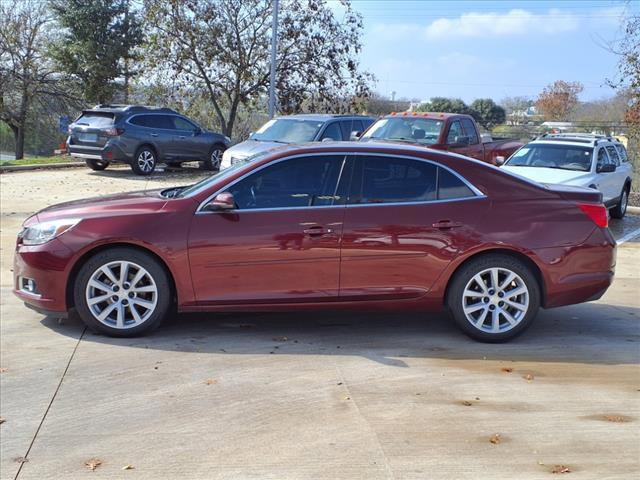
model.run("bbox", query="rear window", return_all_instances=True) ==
[616,144,628,162]
[75,112,114,128]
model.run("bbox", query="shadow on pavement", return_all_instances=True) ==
[40,302,640,367]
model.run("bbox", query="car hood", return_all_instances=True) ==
[225,139,288,159]
[501,166,592,186]
[33,190,169,223]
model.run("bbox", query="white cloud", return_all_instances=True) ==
[424,8,579,38]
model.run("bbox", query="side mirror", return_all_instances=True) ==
[495,155,505,166]
[193,127,203,136]
[453,135,470,146]
[204,192,235,211]
[350,130,362,141]
[597,163,616,173]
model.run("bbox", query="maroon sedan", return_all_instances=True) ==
[14,143,615,341]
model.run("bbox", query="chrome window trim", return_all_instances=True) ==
[195,151,486,214]
[125,113,194,131]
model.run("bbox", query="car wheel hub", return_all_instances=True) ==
[462,267,529,334]
[85,260,158,329]
[138,151,155,172]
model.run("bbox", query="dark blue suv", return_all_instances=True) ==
[67,105,231,175]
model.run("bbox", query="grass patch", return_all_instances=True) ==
[0,155,78,167]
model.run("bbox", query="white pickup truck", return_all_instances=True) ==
[501,133,633,218]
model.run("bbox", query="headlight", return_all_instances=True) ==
[19,218,81,246]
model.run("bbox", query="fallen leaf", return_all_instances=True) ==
[462,400,473,406]
[85,458,102,471]
[13,457,28,464]
[523,374,534,381]
[204,379,217,385]
[122,464,134,470]
[604,415,629,423]
[551,465,571,474]
[272,336,288,342]
[501,367,513,373]
[489,433,501,444]
[0,368,7,373]
[0,417,5,424]
[343,396,350,400]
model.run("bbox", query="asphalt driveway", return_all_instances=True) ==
[1,166,639,479]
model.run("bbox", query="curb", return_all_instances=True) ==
[0,161,85,173]
[627,206,640,215]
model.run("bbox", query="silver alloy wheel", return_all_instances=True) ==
[85,260,158,329]
[620,190,628,215]
[210,148,223,169]
[137,150,155,173]
[461,267,529,334]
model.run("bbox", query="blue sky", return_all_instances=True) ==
[332,0,637,103]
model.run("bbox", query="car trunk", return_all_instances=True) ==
[69,111,116,149]
[545,183,603,204]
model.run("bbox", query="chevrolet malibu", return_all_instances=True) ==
[14,143,616,342]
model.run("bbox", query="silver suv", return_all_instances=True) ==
[67,105,231,175]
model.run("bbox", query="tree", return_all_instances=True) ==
[49,0,144,104]
[143,0,373,137]
[417,97,469,114]
[500,96,534,115]
[535,80,584,121]
[0,0,77,159]
[469,98,506,129]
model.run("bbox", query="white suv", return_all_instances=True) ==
[502,133,633,218]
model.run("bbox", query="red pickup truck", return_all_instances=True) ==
[359,112,523,165]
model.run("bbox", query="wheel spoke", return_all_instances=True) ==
[133,285,155,293]
[116,303,125,328]
[491,309,500,332]
[88,293,112,306]
[130,268,145,287]
[500,308,518,326]
[504,299,527,311]
[97,303,117,321]
[490,269,499,290]
[474,307,489,327]
[472,274,489,294]
[464,302,485,315]
[120,261,129,283]
[129,304,143,324]
[131,297,155,310]
[100,266,118,285]
[505,286,527,299]
[463,289,485,298]
[499,272,515,291]
[89,279,112,293]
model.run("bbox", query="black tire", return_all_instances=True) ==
[131,146,157,175]
[446,254,541,342]
[73,247,172,337]
[85,159,109,171]
[610,184,630,219]
[201,144,225,171]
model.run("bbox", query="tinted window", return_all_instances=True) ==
[437,168,475,200]
[446,121,463,144]
[605,145,620,166]
[506,144,593,172]
[320,122,342,141]
[616,144,628,162]
[339,120,363,140]
[145,115,174,129]
[460,118,479,144]
[597,147,610,167]
[173,116,197,131]
[228,156,344,209]
[352,156,437,204]
[75,113,114,128]
[129,115,148,127]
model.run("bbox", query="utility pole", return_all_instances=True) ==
[268,0,279,118]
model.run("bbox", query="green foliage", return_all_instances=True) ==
[416,97,469,114]
[470,98,506,129]
[49,0,143,103]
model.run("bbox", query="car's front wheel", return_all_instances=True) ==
[131,147,157,175]
[610,185,629,219]
[85,159,109,171]
[73,248,172,337]
[447,254,540,342]
[201,144,225,171]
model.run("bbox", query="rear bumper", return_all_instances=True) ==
[535,227,616,308]
[67,139,130,163]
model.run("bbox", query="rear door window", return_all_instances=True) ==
[597,147,611,168]
[129,115,148,127]
[145,115,174,129]
[172,116,197,131]
[75,112,114,128]
[605,145,620,166]
[437,168,475,200]
[460,118,479,144]
[615,144,628,162]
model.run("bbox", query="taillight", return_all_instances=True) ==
[577,203,608,228]
[103,127,125,137]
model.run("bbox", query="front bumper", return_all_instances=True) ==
[13,237,75,316]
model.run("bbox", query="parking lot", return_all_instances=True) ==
[1,166,639,479]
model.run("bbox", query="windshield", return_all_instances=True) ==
[251,118,324,143]
[361,117,444,145]
[176,153,266,198]
[505,144,593,172]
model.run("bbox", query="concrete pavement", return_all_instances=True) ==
[1,168,639,479]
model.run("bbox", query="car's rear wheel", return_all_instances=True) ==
[73,248,172,337]
[201,144,225,171]
[447,254,540,342]
[610,185,629,219]
[131,147,157,175]
[85,159,109,171]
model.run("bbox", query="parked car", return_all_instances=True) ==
[14,142,615,342]
[501,133,633,218]
[360,112,523,164]
[67,105,231,175]
[219,114,374,169]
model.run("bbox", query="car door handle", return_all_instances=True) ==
[150,133,158,137]
[432,220,462,229]
[303,225,333,237]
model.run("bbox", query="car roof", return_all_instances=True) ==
[276,113,375,122]
[84,105,179,115]
[530,133,624,147]
[381,112,464,120]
